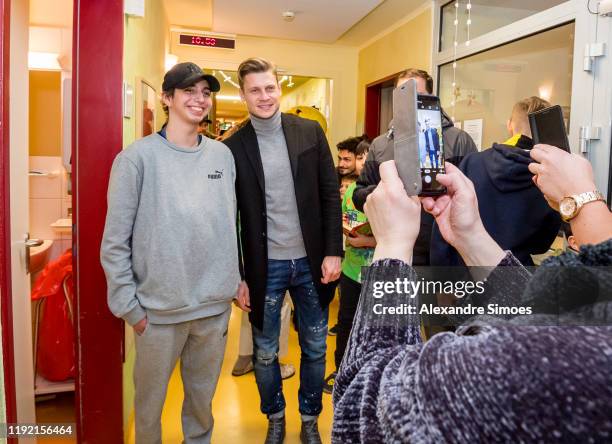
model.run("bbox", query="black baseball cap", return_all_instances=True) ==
[162,62,220,93]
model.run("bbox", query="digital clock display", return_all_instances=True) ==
[179,34,236,49]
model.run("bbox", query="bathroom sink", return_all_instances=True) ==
[51,218,72,234]
[30,240,54,274]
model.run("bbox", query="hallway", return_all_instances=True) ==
[126,297,339,443]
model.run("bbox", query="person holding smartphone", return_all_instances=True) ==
[430,96,561,266]
[353,69,477,265]
[332,160,611,443]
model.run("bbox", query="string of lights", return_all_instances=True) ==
[450,0,474,121]
[451,1,459,121]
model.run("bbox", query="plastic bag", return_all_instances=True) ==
[32,249,75,381]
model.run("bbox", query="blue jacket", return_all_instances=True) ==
[424,127,440,154]
[430,137,561,266]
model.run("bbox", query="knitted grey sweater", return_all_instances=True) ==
[332,240,612,443]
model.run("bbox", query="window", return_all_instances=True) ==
[438,22,574,149]
[439,0,567,52]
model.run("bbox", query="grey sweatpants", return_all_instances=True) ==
[133,308,231,444]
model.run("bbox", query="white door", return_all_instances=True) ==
[588,9,612,200]
[9,0,36,426]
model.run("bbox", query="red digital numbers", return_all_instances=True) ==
[190,36,217,47]
[181,34,234,49]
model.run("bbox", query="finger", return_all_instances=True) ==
[533,143,555,153]
[430,195,452,216]
[435,171,464,195]
[441,163,476,193]
[529,147,547,163]
[528,162,542,176]
[420,196,437,211]
[443,162,460,174]
[378,160,403,185]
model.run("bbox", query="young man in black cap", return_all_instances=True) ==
[101,62,248,444]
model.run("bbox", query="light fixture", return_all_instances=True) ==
[217,70,240,89]
[28,52,61,70]
[282,10,295,21]
[538,85,552,102]
[165,54,178,72]
[287,76,294,88]
[216,94,242,101]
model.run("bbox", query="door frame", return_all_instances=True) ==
[0,0,17,427]
[364,72,401,139]
[0,0,125,441]
[72,0,124,441]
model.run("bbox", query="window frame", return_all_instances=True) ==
[431,0,611,201]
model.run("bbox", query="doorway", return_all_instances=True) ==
[205,69,332,139]
[1,0,124,442]
[364,72,399,140]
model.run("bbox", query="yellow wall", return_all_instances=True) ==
[123,0,170,148]
[122,0,170,428]
[29,70,62,156]
[171,35,359,149]
[280,78,331,132]
[356,8,432,130]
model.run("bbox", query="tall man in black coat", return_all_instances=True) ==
[224,57,342,444]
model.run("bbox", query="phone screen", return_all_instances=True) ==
[528,105,570,152]
[417,95,446,195]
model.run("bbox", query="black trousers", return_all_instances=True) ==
[335,273,362,369]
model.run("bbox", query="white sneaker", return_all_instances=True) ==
[280,363,295,380]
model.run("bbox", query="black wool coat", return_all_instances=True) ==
[224,113,343,330]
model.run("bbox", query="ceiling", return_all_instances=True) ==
[163,0,427,45]
[163,0,213,29]
[212,0,383,43]
[337,0,428,46]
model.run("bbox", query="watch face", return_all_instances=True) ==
[560,197,577,217]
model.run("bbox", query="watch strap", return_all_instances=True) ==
[574,190,605,207]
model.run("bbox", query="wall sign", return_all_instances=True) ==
[179,34,236,49]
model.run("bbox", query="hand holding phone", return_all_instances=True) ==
[392,81,446,197]
[528,105,570,152]
[416,94,446,196]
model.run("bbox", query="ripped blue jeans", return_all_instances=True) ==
[252,257,328,417]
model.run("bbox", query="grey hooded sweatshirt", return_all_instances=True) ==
[100,133,240,326]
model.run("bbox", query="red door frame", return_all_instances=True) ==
[364,72,402,139]
[0,1,125,441]
[0,0,17,431]
[72,0,124,441]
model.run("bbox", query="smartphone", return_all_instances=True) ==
[417,94,446,196]
[528,105,570,152]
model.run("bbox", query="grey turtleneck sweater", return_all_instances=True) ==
[250,110,306,260]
